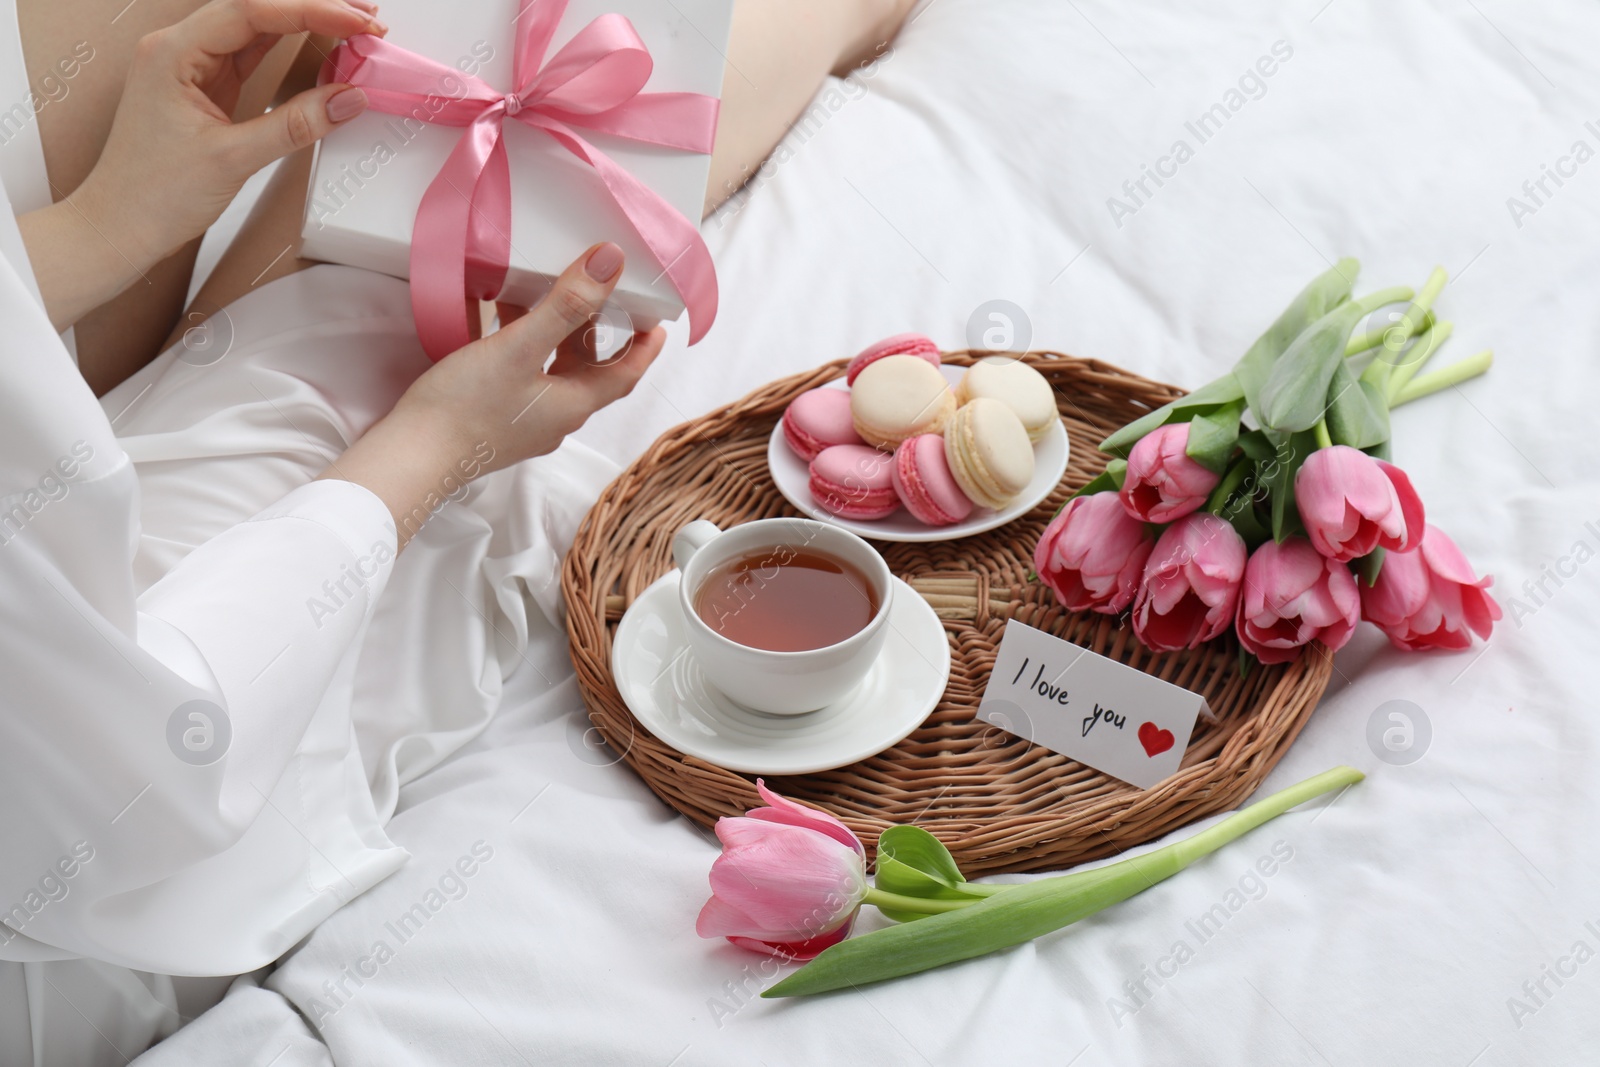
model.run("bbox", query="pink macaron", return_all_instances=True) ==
[782,388,865,461]
[845,332,941,385]
[892,434,975,527]
[809,444,899,520]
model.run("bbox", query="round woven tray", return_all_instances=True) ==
[562,351,1332,875]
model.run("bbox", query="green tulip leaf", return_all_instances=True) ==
[1234,429,1277,463]
[1064,459,1127,507]
[1356,546,1385,587]
[1238,644,1257,679]
[1233,257,1358,412]
[1204,455,1271,548]
[1097,374,1245,458]
[1185,397,1246,474]
[873,826,986,923]
[1265,429,1317,542]
[1225,490,1273,549]
[877,826,965,890]
[1233,504,1273,549]
[1325,361,1391,451]
[1256,301,1366,433]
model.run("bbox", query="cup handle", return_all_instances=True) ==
[672,520,722,572]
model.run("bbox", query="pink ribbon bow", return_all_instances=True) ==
[322,0,720,359]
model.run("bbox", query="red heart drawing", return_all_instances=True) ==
[1138,721,1175,757]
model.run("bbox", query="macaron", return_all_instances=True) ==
[845,332,942,385]
[955,356,1058,442]
[782,387,864,461]
[892,434,974,527]
[809,444,899,520]
[944,397,1035,510]
[850,355,957,450]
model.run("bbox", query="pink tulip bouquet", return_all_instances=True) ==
[701,768,1362,995]
[1036,260,1501,666]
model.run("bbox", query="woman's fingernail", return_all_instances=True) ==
[584,242,624,282]
[344,0,378,15]
[326,87,368,123]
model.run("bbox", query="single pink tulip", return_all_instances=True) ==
[1119,423,1223,523]
[1034,492,1156,614]
[696,780,868,959]
[1133,513,1247,652]
[1236,537,1360,664]
[1361,525,1502,651]
[1294,445,1424,562]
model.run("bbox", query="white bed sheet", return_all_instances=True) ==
[138,0,1600,1063]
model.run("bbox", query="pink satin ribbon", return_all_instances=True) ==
[321,1,720,359]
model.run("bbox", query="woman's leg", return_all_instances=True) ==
[704,0,917,213]
[177,0,917,332]
[16,0,303,394]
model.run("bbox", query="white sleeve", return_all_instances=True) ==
[0,234,397,964]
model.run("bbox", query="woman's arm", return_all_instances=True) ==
[17,180,166,332]
[15,0,382,333]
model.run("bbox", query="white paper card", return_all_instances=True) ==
[976,619,1208,790]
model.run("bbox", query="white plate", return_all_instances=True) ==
[766,364,1070,542]
[611,571,950,775]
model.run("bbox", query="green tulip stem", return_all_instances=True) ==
[1313,418,1334,450]
[1384,320,1455,404]
[1352,285,1414,317]
[1204,456,1254,516]
[861,888,985,915]
[945,881,1013,898]
[1074,767,1364,890]
[1391,348,1494,407]
[1167,765,1362,866]
[1348,269,1446,388]
[1412,265,1448,318]
[1346,308,1436,357]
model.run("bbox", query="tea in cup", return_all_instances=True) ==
[671,518,893,714]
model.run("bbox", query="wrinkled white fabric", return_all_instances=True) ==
[0,165,618,1061]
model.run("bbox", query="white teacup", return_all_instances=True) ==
[672,518,893,715]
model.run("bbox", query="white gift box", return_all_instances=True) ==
[300,0,732,331]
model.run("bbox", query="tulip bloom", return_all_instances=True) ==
[1034,492,1156,614]
[696,780,869,959]
[1133,514,1247,652]
[1119,424,1223,524]
[1362,525,1502,651]
[1236,538,1360,664]
[1294,445,1424,562]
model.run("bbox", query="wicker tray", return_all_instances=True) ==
[562,351,1332,875]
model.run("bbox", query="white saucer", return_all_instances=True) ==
[766,363,1070,543]
[611,571,950,775]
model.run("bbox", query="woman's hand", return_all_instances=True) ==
[323,243,667,548]
[82,0,383,264]
[20,0,383,330]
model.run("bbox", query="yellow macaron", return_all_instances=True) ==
[955,356,1058,442]
[944,397,1035,510]
[850,354,956,450]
